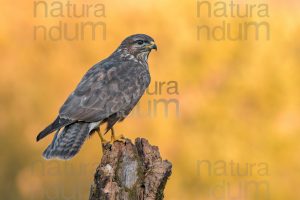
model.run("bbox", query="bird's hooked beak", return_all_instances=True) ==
[147,41,157,51]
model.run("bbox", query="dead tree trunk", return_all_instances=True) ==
[89,138,172,200]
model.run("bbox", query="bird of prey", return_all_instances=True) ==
[36,34,157,160]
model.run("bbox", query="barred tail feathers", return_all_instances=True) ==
[43,122,90,160]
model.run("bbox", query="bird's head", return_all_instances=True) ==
[118,34,157,61]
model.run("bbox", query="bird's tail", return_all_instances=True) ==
[43,122,90,160]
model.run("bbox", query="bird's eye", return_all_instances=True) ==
[136,40,144,45]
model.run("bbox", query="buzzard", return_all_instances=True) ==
[36,34,157,160]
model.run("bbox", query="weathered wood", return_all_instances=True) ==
[89,138,172,200]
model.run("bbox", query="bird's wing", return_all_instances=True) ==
[59,60,150,122]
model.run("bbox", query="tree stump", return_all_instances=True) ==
[89,138,172,200]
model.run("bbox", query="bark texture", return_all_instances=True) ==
[89,138,172,200]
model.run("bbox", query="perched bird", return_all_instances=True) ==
[36,34,157,160]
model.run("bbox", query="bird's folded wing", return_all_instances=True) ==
[58,60,150,122]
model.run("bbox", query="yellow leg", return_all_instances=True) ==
[110,128,125,143]
[95,128,108,144]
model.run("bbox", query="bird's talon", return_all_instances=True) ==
[111,134,126,143]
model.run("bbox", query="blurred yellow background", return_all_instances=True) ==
[1,0,300,199]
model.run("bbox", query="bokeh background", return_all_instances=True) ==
[1,0,300,199]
